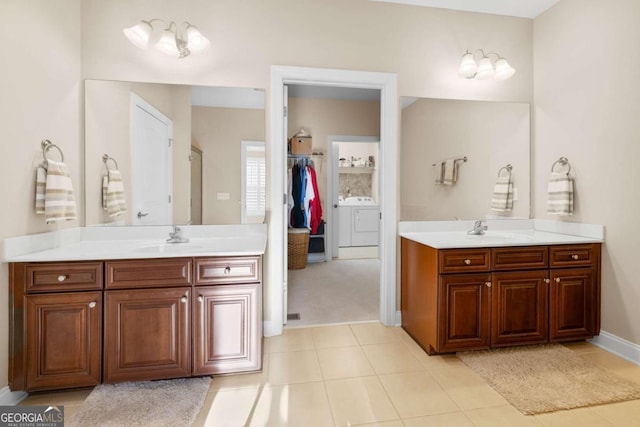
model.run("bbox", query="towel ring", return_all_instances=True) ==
[102,154,119,170]
[41,139,64,162]
[498,164,513,177]
[551,156,571,175]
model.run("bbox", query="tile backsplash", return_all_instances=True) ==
[339,172,372,197]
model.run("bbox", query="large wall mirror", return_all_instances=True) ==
[400,97,530,220]
[85,80,265,226]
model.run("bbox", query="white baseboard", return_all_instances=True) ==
[395,310,402,326]
[0,386,27,406]
[590,330,640,366]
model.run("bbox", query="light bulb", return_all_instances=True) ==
[494,58,516,80]
[458,51,478,78]
[475,57,495,80]
[123,21,152,50]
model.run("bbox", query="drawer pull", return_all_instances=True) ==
[197,296,204,303]
[180,297,187,303]
[555,277,561,283]
[544,278,550,284]
[224,266,231,275]
[485,281,492,288]
[464,259,471,265]
[57,275,67,282]
[88,301,96,308]
[572,254,579,260]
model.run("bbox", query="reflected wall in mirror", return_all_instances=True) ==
[400,97,530,221]
[85,80,265,226]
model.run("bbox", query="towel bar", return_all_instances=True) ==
[41,139,64,162]
[431,156,468,167]
[551,156,571,175]
[102,154,119,170]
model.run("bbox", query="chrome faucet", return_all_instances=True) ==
[467,220,488,235]
[167,226,190,243]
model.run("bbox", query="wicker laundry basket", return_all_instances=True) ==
[288,228,310,270]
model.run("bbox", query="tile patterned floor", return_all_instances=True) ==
[20,324,640,426]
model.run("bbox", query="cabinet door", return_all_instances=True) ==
[104,287,191,383]
[549,268,595,341]
[491,271,548,347]
[194,284,261,375]
[26,292,102,391]
[438,274,491,352]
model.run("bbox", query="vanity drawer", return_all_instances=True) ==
[195,256,261,285]
[439,249,491,273]
[550,244,599,268]
[24,262,103,293]
[105,258,192,289]
[491,246,549,271]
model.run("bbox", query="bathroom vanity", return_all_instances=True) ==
[4,225,266,392]
[399,220,603,355]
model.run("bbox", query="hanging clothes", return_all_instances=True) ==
[288,158,323,231]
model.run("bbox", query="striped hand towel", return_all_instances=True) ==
[37,159,77,223]
[103,169,127,217]
[490,175,514,212]
[547,172,574,215]
[442,159,457,185]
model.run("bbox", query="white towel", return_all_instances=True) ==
[35,159,77,223]
[103,169,127,217]
[547,172,573,216]
[491,175,514,212]
[442,159,457,185]
[434,163,444,184]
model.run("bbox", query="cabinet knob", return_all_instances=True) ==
[555,277,561,283]
[544,278,550,284]
[88,302,96,308]
[572,254,579,260]
[180,297,187,303]
[224,266,231,275]
[197,296,204,303]
[57,275,67,282]
[485,281,492,288]
[464,259,471,265]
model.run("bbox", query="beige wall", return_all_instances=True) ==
[401,98,530,221]
[85,80,192,225]
[534,0,640,344]
[0,0,82,387]
[288,98,381,212]
[191,107,265,224]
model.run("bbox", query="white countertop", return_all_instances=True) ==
[2,224,268,262]
[399,219,604,249]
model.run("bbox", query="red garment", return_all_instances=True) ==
[308,166,323,234]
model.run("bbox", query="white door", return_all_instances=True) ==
[282,85,289,324]
[130,93,173,225]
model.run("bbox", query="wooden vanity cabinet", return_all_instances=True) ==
[9,262,103,392]
[193,257,262,375]
[401,239,601,355]
[10,255,263,392]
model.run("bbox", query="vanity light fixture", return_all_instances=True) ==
[123,19,210,58]
[458,49,516,80]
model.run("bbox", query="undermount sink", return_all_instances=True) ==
[134,243,205,254]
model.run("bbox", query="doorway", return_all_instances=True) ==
[267,66,398,337]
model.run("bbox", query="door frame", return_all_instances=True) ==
[328,135,381,259]
[267,65,398,337]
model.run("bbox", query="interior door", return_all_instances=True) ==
[130,93,173,225]
[190,146,203,225]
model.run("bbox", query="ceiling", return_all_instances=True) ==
[370,0,561,19]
